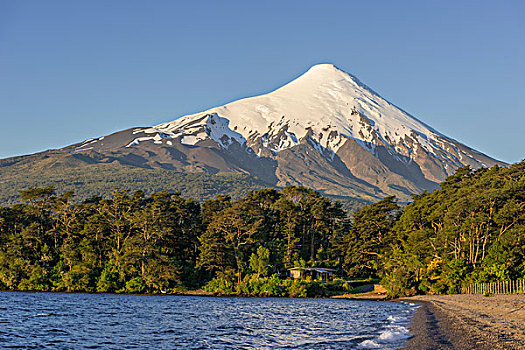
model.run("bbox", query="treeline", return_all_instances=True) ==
[0,186,349,294]
[344,161,525,296]
[0,164,366,212]
[0,161,523,297]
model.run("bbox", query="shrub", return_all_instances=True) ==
[305,280,328,297]
[96,264,120,293]
[287,280,307,298]
[125,277,146,293]
[203,269,236,295]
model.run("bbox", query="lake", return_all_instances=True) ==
[0,292,417,349]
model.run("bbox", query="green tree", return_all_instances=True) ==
[249,246,270,278]
[343,196,399,278]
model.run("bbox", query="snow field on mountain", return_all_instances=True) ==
[149,64,444,158]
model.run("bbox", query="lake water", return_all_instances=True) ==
[0,292,417,349]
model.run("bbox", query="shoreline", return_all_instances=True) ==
[0,289,386,299]
[400,295,525,350]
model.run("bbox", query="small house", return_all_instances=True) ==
[288,267,336,281]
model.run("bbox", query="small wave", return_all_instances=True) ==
[361,315,414,348]
[400,301,420,309]
[46,328,69,335]
[358,339,381,348]
[378,326,411,341]
[28,313,53,317]
[386,315,406,322]
[216,325,245,330]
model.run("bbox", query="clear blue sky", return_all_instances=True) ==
[1,0,523,163]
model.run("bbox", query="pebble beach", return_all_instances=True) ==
[401,294,525,350]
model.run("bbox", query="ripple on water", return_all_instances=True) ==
[0,292,416,350]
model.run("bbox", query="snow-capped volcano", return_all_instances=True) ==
[153,63,438,155]
[10,63,504,204]
[118,64,502,187]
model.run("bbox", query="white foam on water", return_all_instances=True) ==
[358,339,381,348]
[386,315,406,322]
[399,301,419,308]
[28,313,52,317]
[378,326,411,341]
[359,304,417,349]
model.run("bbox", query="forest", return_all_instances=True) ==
[0,161,523,297]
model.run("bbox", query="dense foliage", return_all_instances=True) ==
[0,186,349,294]
[0,161,522,297]
[342,162,525,297]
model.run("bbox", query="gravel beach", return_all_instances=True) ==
[401,294,525,350]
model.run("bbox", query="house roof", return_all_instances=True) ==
[288,267,336,272]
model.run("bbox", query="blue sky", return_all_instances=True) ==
[0,0,523,163]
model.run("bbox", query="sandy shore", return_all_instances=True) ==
[400,294,525,350]
[174,289,214,296]
[331,293,388,300]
